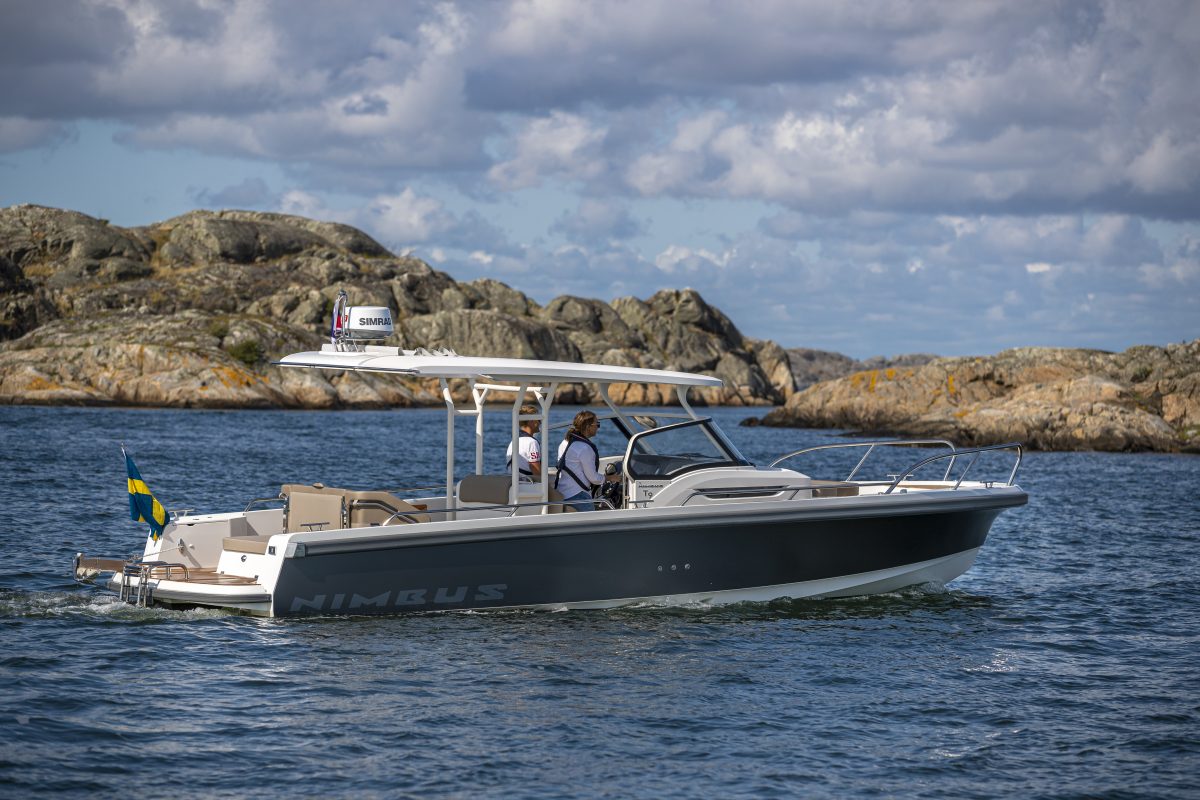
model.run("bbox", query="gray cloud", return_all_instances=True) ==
[550,199,646,244]
[3,1,1197,218]
[0,117,74,153]
[465,3,1029,111]
[189,177,274,209]
[3,0,1197,353]
[0,1,131,70]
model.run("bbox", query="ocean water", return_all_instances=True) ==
[1,405,1198,799]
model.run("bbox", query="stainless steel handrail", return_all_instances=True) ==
[769,439,958,480]
[353,499,425,525]
[243,496,286,513]
[883,442,1023,494]
[245,486,443,515]
[382,497,617,524]
[142,560,190,581]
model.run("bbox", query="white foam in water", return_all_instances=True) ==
[0,589,236,621]
[965,649,1020,674]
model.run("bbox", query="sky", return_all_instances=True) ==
[1,0,1197,358]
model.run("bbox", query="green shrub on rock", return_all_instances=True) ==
[227,339,262,366]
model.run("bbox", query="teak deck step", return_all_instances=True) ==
[176,568,260,586]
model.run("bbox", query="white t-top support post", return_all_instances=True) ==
[676,385,698,419]
[472,383,489,475]
[441,378,456,521]
[597,384,634,431]
[537,383,557,513]
[509,384,528,506]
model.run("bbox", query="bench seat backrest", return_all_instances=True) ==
[285,491,346,533]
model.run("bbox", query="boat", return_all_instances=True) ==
[74,293,1028,616]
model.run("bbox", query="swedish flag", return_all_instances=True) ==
[125,449,167,541]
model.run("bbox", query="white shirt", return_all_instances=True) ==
[506,432,541,480]
[555,436,604,497]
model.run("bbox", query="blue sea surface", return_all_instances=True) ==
[1,405,1198,799]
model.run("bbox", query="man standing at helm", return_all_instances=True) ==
[506,404,542,481]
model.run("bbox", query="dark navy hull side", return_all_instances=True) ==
[271,498,1011,616]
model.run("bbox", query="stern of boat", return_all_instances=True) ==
[74,507,286,615]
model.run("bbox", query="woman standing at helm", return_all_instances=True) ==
[555,410,605,512]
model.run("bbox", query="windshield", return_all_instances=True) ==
[547,411,691,441]
[624,418,748,480]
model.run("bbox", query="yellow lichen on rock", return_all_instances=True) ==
[212,365,248,389]
[25,375,64,392]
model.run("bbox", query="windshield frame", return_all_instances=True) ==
[623,417,751,481]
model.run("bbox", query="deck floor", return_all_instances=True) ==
[78,557,262,587]
[177,568,261,586]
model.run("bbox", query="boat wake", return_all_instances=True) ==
[0,587,236,621]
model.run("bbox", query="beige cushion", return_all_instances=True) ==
[286,491,346,533]
[458,475,513,505]
[458,475,566,512]
[344,489,431,526]
[223,534,274,555]
[281,484,431,527]
[281,482,342,497]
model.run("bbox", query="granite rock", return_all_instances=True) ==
[757,342,1200,453]
[1,205,795,409]
[786,347,937,390]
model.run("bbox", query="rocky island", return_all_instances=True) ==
[2,204,1196,453]
[0,205,792,409]
[755,344,1199,453]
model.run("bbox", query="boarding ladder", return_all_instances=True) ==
[118,561,189,607]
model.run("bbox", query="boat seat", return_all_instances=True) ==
[285,491,347,533]
[223,534,274,555]
[458,474,567,513]
[343,489,430,526]
[280,484,429,527]
[281,482,346,498]
[458,475,511,505]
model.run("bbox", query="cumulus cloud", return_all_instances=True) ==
[654,244,729,273]
[2,0,1198,354]
[1140,235,1200,288]
[738,209,1199,352]
[365,188,457,243]
[78,1,492,181]
[279,189,328,219]
[1127,133,1200,194]
[269,184,518,264]
[549,199,645,243]
[626,111,725,195]
[487,111,607,190]
[4,0,1197,217]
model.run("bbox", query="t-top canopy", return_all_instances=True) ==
[275,345,725,388]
